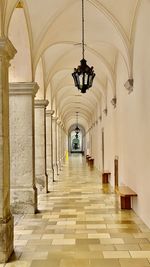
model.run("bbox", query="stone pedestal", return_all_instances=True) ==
[0,38,16,262]
[46,110,54,182]
[9,82,39,214]
[35,100,49,193]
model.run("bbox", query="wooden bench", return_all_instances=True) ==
[102,172,111,184]
[116,186,137,209]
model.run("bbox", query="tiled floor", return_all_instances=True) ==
[3,154,150,267]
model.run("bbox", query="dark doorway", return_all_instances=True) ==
[102,129,104,172]
[114,157,119,188]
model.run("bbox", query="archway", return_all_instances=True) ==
[68,124,85,154]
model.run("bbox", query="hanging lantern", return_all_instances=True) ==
[72,0,95,93]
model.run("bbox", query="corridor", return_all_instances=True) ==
[3,155,150,267]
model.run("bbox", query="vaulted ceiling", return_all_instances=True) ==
[4,0,140,130]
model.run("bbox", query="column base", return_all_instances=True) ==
[10,187,37,214]
[36,174,48,193]
[47,168,54,181]
[53,164,59,177]
[58,160,62,171]
[0,215,14,263]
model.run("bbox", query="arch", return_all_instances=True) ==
[8,4,32,82]
[130,0,142,77]
[33,0,132,78]
[35,57,45,99]
[68,124,86,153]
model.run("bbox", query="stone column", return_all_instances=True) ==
[34,100,49,193]
[9,82,39,214]
[61,126,64,161]
[52,116,59,177]
[46,110,54,183]
[0,38,16,262]
[59,123,63,170]
[57,120,62,171]
[61,127,66,161]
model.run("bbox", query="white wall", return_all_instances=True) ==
[86,1,150,228]
[9,8,32,82]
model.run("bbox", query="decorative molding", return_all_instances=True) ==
[57,119,61,125]
[52,116,58,121]
[124,79,134,94]
[46,110,54,116]
[0,38,17,60]
[111,97,117,108]
[9,82,39,96]
[16,1,23,8]
[34,99,49,108]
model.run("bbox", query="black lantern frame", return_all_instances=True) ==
[74,112,80,134]
[72,0,95,93]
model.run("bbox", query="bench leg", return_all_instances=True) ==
[120,196,131,209]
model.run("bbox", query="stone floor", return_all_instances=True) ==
[2,154,150,267]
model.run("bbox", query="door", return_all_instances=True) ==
[102,128,104,172]
[114,156,119,188]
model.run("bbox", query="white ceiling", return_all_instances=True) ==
[5,0,140,130]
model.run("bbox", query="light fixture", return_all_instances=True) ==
[72,0,95,93]
[75,133,79,139]
[111,97,117,108]
[124,79,134,94]
[103,108,107,116]
[75,112,80,134]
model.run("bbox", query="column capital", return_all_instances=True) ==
[0,37,17,60]
[34,99,49,108]
[57,119,61,125]
[52,116,58,121]
[9,82,39,96]
[46,110,55,117]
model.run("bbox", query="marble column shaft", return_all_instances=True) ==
[9,82,38,214]
[34,99,49,193]
[46,110,54,183]
[0,38,16,263]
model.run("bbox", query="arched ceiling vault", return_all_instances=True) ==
[5,0,141,131]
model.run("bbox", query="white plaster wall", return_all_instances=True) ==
[99,1,150,227]
[8,9,32,82]
[35,59,45,99]
[103,81,117,185]
[122,0,150,226]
